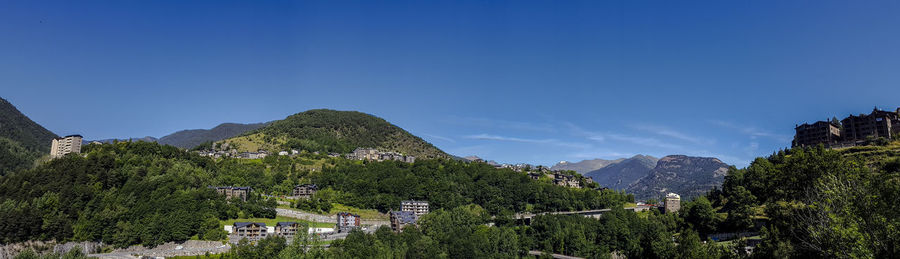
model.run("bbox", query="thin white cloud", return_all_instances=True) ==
[464,133,589,149]
[709,120,791,142]
[443,116,557,133]
[632,124,715,146]
[421,133,455,143]
[563,122,683,150]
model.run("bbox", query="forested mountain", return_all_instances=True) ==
[221,109,448,158]
[550,158,625,174]
[583,155,658,191]
[0,97,57,153]
[0,97,58,175]
[629,155,731,200]
[158,122,269,149]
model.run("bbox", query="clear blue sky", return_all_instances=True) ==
[3,1,899,167]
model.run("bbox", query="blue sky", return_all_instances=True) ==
[2,1,899,167]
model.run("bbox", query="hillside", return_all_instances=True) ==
[551,158,625,174]
[220,109,448,158]
[584,155,658,190]
[0,97,58,175]
[628,155,730,200]
[158,122,269,149]
[0,97,57,153]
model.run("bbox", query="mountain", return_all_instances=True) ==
[158,122,269,149]
[91,136,158,144]
[584,155,658,190]
[628,155,731,200]
[551,158,626,174]
[220,109,449,159]
[0,97,58,175]
[0,97,57,153]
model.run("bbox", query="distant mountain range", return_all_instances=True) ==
[551,158,627,174]
[219,109,449,159]
[90,122,269,149]
[584,155,659,191]
[556,154,731,200]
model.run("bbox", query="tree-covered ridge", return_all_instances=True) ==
[0,97,57,154]
[307,159,632,214]
[699,144,900,258]
[0,142,276,248]
[226,109,448,159]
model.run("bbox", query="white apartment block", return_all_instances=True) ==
[50,135,83,159]
[401,200,429,217]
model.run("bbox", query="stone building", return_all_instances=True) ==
[274,222,302,239]
[389,210,417,233]
[336,212,361,233]
[293,184,318,199]
[793,107,900,148]
[401,200,429,217]
[552,173,580,188]
[841,108,900,141]
[793,121,841,147]
[232,222,267,242]
[50,135,82,159]
[664,193,681,214]
[213,186,251,201]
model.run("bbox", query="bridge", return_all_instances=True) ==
[511,205,659,224]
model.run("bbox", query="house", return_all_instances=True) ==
[232,222,267,241]
[401,200,429,217]
[336,212,361,233]
[390,210,418,232]
[527,172,542,180]
[212,186,251,201]
[274,222,302,239]
[293,184,318,199]
[552,173,580,188]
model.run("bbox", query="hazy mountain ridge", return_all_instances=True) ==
[551,158,626,174]
[158,122,269,149]
[628,155,731,200]
[584,155,658,191]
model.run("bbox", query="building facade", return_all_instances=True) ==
[664,193,681,214]
[401,200,429,217]
[50,135,83,159]
[793,121,842,147]
[213,186,251,201]
[336,212,361,233]
[793,107,900,148]
[274,222,301,239]
[233,222,267,242]
[293,184,318,199]
[389,210,417,233]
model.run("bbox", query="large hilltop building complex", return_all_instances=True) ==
[50,135,82,159]
[793,107,900,148]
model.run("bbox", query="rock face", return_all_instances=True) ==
[628,155,731,200]
[584,155,658,190]
[551,158,626,174]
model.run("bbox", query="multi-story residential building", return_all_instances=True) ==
[233,222,267,241]
[664,193,681,214]
[274,222,302,239]
[213,186,251,201]
[841,108,900,141]
[336,212,361,233]
[552,173,580,188]
[401,200,429,217]
[348,148,416,163]
[50,135,82,159]
[389,210,417,233]
[792,107,900,148]
[793,121,842,147]
[293,184,318,199]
